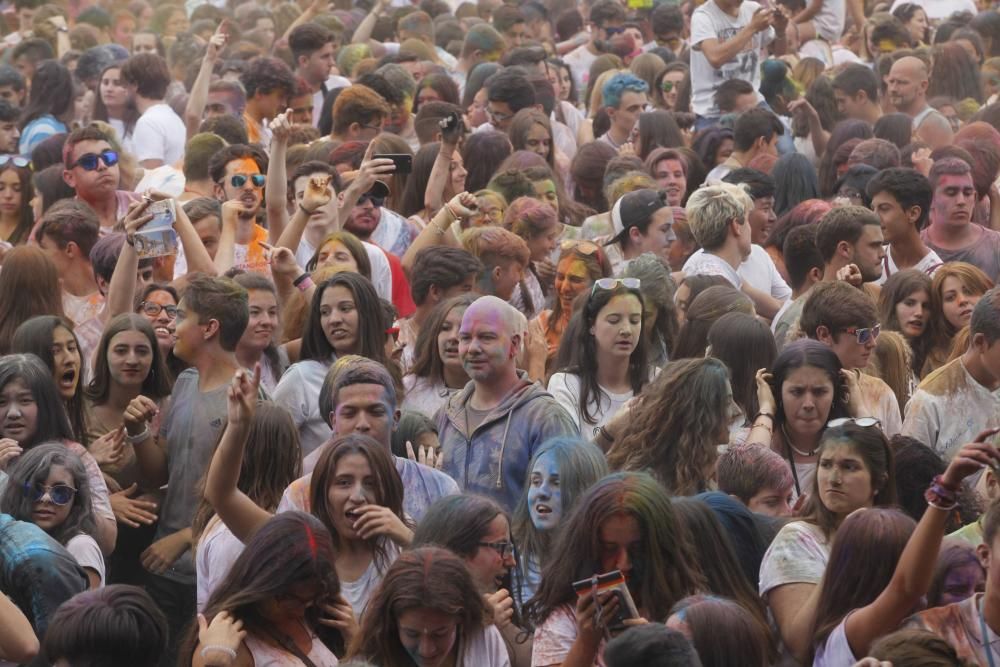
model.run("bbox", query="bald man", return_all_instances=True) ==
[436,296,578,511]
[887,56,953,149]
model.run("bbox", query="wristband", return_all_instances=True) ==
[126,426,151,445]
[932,473,959,495]
[125,233,136,247]
[200,645,238,660]
[293,272,311,287]
[294,274,314,292]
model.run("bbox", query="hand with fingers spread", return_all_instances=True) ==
[198,611,246,662]
[318,594,359,644]
[405,440,441,469]
[123,395,158,437]
[0,438,23,471]
[110,483,158,528]
[486,588,515,628]
[351,504,413,546]
[89,425,127,467]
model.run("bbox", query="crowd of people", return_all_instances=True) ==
[5,0,1000,665]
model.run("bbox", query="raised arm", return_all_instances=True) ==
[266,110,293,244]
[338,142,397,222]
[107,199,154,319]
[424,118,465,215]
[204,365,273,543]
[352,0,392,45]
[698,8,774,69]
[276,174,335,253]
[400,192,475,273]
[213,201,242,275]
[185,25,228,140]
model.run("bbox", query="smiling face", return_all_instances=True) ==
[941,276,982,330]
[141,289,177,352]
[555,256,592,312]
[895,288,930,338]
[591,293,642,360]
[326,452,377,540]
[448,152,467,198]
[51,326,81,401]
[458,305,517,382]
[437,305,467,375]
[464,514,514,592]
[320,285,360,355]
[107,329,153,388]
[654,159,686,206]
[526,224,560,263]
[0,378,38,444]
[30,464,75,533]
[239,289,279,353]
[816,440,877,516]
[528,450,562,531]
[397,607,460,667]
[748,195,776,245]
[780,365,834,439]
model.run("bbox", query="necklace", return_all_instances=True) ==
[782,423,818,457]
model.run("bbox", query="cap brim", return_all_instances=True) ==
[367,180,390,198]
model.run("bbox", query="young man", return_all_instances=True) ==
[564,0,626,105]
[717,442,795,517]
[486,68,536,134]
[683,182,789,318]
[598,72,648,149]
[773,224,823,349]
[288,23,336,127]
[867,167,941,284]
[238,56,296,148]
[126,275,248,662]
[0,65,26,107]
[34,201,103,332]
[815,204,885,284]
[437,296,578,510]
[330,84,390,143]
[723,168,776,245]
[454,23,506,90]
[462,227,530,301]
[279,356,460,521]
[649,3,687,56]
[10,38,53,83]
[831,64,882,125]
[714,78,759,116]
[398,246,483,366]
[208,144,272,272]
[604,188,675,274]
[178,133,226,203]
[690,0,786,126]
[903,287,1000,459]
[344,180,417,259]
[492,4,529,48]
[62,125,140,231]
[706,108,784,181]
[887,55,953,149]
[119,53,185,169]
[0,100,20,153]
[799,281,903,436]
[922,158,1000,280]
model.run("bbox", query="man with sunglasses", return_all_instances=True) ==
[564,0,626,105]
[437,296,578,511]
[207,144,272,273]
[799,281,903,438]
[62,125,139,233]
[905,287,1000,460]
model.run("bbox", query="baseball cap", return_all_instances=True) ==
[607,189,668,243]
[365,180,390,199]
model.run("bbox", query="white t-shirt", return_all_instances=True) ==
[690,0,773,117]
[133,103,186,165]
[873,246,943,286]
[813,615,857,667]
[273,358,334,458]
[533,604,607,667]
[107,118,136,155]
[196,516,245,612]
[563,45,599,107]
[294,237,394,302]
[684,245,792,302]
[66,533,105,587]
[341,543,399,617]
[811,0,846,43]
[759,520,830,597]
[402,374,459,420]
[547,372,640,431]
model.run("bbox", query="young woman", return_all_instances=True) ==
[0,156,34,245]
[605,357,734,494]
[655,63,689,111]
[622,253,679,367]
[634,110,685,160]
[878,269,933,375]
[892,2,930,45]
[185,512,345,666]
[193,402,302,611]
[134,283,179,361]
[924,262,993,375]
[11,316,87,447]
[811,435,993,664]
[665,596,773,667]
[509,109,563,177]
[511,438,609,606]
[526,472,703,667]
[207,365,411,620]
[927,540,985,608]
[414,73,461,111]
[347,547,510,667]
[0,443,103,588]
[0,246,64,355]
[232,273,287,393]
[389,411,438,460]
[273,273,390,457]
[672,286,754,358]
[503,197,560,321]
[304,231,372,278]
[758,420,897,663]
[402,295,474,420]
[18,61,74,155]
[0,354,115,554]
[92,63,138,153]
[530,240,613,371]
[708,312,777,434]
[400,141,468,225]
[549,279,650,430]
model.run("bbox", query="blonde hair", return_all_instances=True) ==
[863,330,913,413]
[685,182,753,251]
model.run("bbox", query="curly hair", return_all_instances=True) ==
[608,357,732,495]
[239,56,296,101]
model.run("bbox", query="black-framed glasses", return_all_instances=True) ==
[591,277,640,295]
[360,122,383,134]
[23,482,77,505]
[0,155,30,168]
[230,173,266,188]
[358,193,385,208]
[478,540,514,558]
[840,323,880,345]
[70,149,119,171]
[827,417,882,429]
[140,301,178,318]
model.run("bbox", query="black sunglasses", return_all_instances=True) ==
[71,149,119,171]
[358,193,385,207]
[230,173,266,188]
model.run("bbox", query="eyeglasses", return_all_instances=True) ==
[826,417,882,429]
[661,80,675,93]
[358,193,385,208]
[229,173,266,189]
[560,239,600,255]
[70,149,118,171]
[140,301,178,318]
[0,155,30,168]
[23,482,77,505]
[591,277,640,295]
[360,122,383,135]
[840,323,880,345]
[478,540,514,558]
[604,26,624,37]
[488,107,514,124]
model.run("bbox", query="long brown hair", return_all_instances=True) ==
[346,547,492,667]
[925,262,993,373]
[408,294,475,385]
[85,313,173,405]
[310,434,407,571]
[609,358,732,495]
[877,268,932,374]
[670,595,774,667]
[0,246,64,355]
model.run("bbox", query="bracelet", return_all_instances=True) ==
[933,474,959,495]
[126,426,150,445]
[293,272,311,287]
[444,203,462,221]
[200,645,238,660]
[752,412,774,422]
[295,275,314,292]
[751,421,773,435]
[125,233,135,247]
[926,497,958,512]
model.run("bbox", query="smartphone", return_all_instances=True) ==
[373,153,412,174]
[571,570,639,635]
